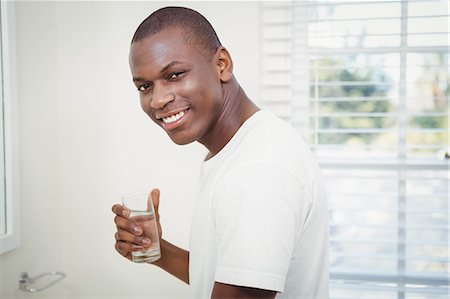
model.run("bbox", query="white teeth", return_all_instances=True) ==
[162,110,185,124]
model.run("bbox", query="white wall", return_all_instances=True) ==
[0,1,260,298]
[0,2,63,298]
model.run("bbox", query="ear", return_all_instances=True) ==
[215,46,233,82]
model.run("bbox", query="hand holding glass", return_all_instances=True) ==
[121,192,161,263]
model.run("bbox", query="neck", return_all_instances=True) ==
[200,78,259,159]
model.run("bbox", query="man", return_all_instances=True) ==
[112,6,329,299]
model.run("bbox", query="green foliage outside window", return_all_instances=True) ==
[310,53,448,158]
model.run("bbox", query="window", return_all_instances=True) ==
[0,1,19,255]
[260,0,448,298]
[0,2,4,237]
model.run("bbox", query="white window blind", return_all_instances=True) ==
[260,1,449,298]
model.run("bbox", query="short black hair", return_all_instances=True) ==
[131,6,222,58]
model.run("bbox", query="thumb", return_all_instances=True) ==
[151,188,160,221]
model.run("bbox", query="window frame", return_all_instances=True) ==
[0,1,20,255]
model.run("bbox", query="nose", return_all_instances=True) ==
[150,84,174,109]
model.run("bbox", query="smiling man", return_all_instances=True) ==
[112,6,329,299]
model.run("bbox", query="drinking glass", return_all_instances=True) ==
[121,192,161,263]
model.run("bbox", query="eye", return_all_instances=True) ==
[168,71,185,80]
[137,83,152,93]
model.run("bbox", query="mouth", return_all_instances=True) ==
[161,110,185,124]
[156,108,190,130]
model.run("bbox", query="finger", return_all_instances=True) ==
[112,204,130,218]
[151,188,160,221]
[115,241,128,258]
[115,240,146,254]
[115,230,151,247]
[115,241,142,259]
[115,240,132,257]
[114,215,143,236]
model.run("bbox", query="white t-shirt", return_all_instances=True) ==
[189,110,329,298]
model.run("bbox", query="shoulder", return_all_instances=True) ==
[220,110,320,185]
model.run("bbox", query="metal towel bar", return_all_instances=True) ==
[18,271,66,293]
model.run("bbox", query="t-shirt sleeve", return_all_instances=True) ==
[212,161,311,292]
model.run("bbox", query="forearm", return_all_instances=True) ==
[152,239,190,284]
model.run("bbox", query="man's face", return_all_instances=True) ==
[129,27,223,145]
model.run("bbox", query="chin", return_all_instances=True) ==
[168,133,197,146]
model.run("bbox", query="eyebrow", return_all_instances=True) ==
[132,60,183,83]
[160,60,183,74]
